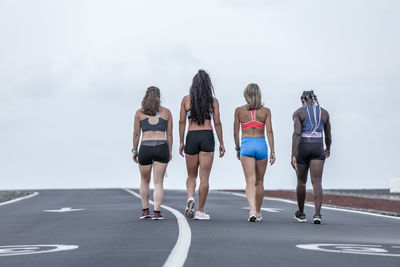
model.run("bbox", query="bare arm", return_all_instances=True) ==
[265,108,275,165]
[178,97,187,157]
[291,110,302,169]
[167,109,173,161]
[132,110,141,163]
[233,107,240,160]
[213,98,225,157]
[324,110,332,157]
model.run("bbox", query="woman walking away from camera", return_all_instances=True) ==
[234,84,275,222]
[132,86,173,220]
[179,70,225,220]
[292,90,331,224]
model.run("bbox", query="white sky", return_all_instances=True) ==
[1,0,399,190]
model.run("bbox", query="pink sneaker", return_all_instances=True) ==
[152,211,164,220]
[256,212,263,222]
[194,211,210,220]
[140,209,151,219]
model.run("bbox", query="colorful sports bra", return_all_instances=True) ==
[241,109,265,129]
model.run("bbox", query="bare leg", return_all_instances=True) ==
[139,164,152,209]
[296,164,309,214]
[152,161,168,211]
[310,160,325,215]
[241,156,257,213]
[255,159,268,213]
[198,151,214,212]
[185,154,199,199]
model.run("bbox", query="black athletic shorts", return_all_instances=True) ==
[185,130,215,155]
[295,139,325,165]
[138,143,169,165]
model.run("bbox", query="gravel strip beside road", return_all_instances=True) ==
[0,191,32,203]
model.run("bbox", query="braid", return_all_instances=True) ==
[302,90,321,128]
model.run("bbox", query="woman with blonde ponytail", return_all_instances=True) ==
[132,86,173,220]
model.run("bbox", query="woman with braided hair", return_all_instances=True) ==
[179,70,225,220]
[292,90,332,224]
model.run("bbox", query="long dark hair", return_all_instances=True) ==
[189,70,214,125]
[141,86,160,116]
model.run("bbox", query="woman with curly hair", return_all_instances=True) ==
[132,86,173,220]
[179,70,225,220]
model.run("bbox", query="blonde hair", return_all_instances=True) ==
[244,83,263,110]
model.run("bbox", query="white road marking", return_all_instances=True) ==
[296,244,400,257]
[124,189,191,267]
[0,245,78,257]
[224,192,400,220]
[241,207,283,213]
[43,207,85,213]
[0,192,39,207]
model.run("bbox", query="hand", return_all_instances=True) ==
[169,153,173,162]
[132,153,138,164]
[219,144,226,158]
[236,151,241,160]
[291,156,297,171]
[179,143,185,157]
[269,152,276,165]
[325,149,330,158]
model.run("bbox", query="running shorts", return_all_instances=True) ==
[138,141,170,165]
[240,137,268,160]
[185,130,215,155]
[295,139,325,165]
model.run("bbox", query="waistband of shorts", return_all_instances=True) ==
[141,140,168,146]
[242,137,265,140]
[187,130,213,134]
[300,137,323,144]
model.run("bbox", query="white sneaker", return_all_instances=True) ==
[248,211,257,222]
[185,197,195,218]
[194,210,210,220]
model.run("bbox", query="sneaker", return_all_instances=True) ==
[294,210,306,222]
[140,209,151,219]
[152,211,164,220]
[185,197,195,219]
[194,210,210,220]
[256,212,263,222]
[248,211,257,222]
[313,214,322,224]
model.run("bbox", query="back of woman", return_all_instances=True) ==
[179,70,225,220]
[233,83,275,222]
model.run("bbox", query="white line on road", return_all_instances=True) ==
[223,191,400,220]
[124,189,191,267]
[43,207,86,213]
[0,244,78,257]
[0,192,39,207]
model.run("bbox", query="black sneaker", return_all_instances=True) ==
[294,211,306,222]
[313,214,322,224]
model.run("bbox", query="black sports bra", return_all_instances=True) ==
[140,113,168,132]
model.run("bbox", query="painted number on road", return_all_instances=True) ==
[0,245,78,257]
[297,244,400,257]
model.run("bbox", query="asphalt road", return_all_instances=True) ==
[0,189,399,267]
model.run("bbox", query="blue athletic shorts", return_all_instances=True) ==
[240,137,268,160]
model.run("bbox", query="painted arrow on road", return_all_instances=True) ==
[43,207,85,213]
[241,207,283,213]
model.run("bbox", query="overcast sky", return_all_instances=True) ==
[1,0,399,190]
